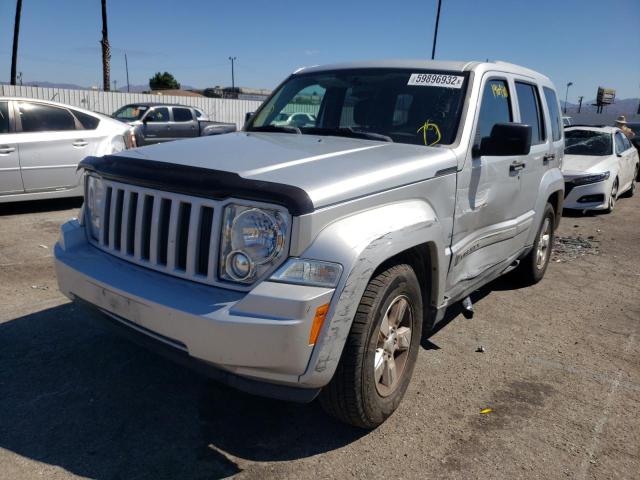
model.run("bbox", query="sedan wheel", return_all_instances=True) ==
[535,217,552,271]
[606,179,618,213]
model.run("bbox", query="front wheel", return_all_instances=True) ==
[606,178,619,213]
[319,264,423,428]
[515,203,555,285]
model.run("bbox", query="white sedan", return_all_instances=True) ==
[271,112,317,128]
[0,97,133,203]
[563,126,639,212]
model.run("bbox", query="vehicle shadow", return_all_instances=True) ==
[422,273,527,349]
[0,197,83,216]
[0,303,365,480]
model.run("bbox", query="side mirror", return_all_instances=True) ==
[475,123,532,157]
[142,116,150,124]
[244,111,254,124]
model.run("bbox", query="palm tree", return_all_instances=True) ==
[10,0,22,86]
[100,0,110,91]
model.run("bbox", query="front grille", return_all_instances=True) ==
[90,180,222,286]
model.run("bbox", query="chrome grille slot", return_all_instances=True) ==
[88,180,228,288]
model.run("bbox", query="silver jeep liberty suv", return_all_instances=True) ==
[55,60,564,428]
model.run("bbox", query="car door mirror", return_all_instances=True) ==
[244,112,254,124]
[476,123,532,157]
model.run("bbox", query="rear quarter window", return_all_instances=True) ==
[515,82,546,144]
[543,87,562,141]
[72,110,100,130]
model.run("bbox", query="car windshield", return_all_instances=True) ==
[248,68,469,146]
[113,105,149,121]
[564,130,612,156]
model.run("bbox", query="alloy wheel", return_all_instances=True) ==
[535,217,551,270]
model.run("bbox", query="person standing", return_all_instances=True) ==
[615,115,635,138]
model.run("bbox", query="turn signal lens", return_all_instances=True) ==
[309,303,330,345]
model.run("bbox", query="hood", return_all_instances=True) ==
[114,132,457,210]
[562,154,615,176]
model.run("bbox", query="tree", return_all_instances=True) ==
[149,72,181,90]
[100,0,110,91]
[10,0,22,86]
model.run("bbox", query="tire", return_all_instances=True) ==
[605,178,618,213]
[515,203,555,285]
[625,166,637,197]
[319,264,423,428]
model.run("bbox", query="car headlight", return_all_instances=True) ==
[85,175,105,240]
[571,171,610,186]
[270,259,343,288]
[219,205,289,283]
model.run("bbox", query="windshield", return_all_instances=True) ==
[564,130,612,156]
[113,104,149,121]
[248,69,469,146]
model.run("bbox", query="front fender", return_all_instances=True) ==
[296,199,449,388]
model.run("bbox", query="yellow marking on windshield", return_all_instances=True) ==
[417,120,442,146]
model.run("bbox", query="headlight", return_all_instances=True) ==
[219,205,289,283]
[270,259,343,288]
[571,171,610,186]
[85,175,105,240]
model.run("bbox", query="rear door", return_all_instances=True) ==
[15,100,87,192]
[448,75,526,288]
[171,107,198,138]
[615,132,636,190]
[511,79,549,217]
[0,100,24,195]
[140,107,171,143]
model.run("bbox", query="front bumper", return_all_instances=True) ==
[54,219,335,399]
[563,179,609,210]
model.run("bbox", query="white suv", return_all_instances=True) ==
[55,60,564,428]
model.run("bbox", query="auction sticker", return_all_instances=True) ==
[408,73,464,89]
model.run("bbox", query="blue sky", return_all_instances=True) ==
[1,0,639,100]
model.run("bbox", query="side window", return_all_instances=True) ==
[173,107,193,122]
[543,87,562,141]
[72,110,100,130]
[18,102,76,132]
[194,109,202,118]
[145,107,170,123]
[515,82,545,144]
[0,102,9,134]
[622,135,632,151]
[477,79,512,142]
[614,132,626,154]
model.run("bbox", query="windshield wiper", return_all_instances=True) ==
[305,127,393,143]
[250,125,301,134]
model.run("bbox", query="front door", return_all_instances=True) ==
[15,101,85,192]
[140,107,171,144]
[0,101,23,195]
[448,75,527,290]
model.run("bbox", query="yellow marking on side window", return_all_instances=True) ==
[417,120,442,146]
[491,83,508,98]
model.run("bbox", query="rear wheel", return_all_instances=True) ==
[319,264,423,428]
[606,178,619,213]
[625,166,637,197]
[515,203,555,285]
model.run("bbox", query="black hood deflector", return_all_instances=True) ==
[79,155,315,215]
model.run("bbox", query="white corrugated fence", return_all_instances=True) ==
[0,85,263,128]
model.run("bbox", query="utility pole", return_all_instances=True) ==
[563,82,573,114]
[577,96,584,114]
[431,0,442,60]
[125,53,130,92]
[113,79,117,91]
[228,56,237,92]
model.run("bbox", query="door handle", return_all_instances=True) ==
[0,145,16,154]
[510,160,526,172]
[543,153,555,163]
[72,140,88,147]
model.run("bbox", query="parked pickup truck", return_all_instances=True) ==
[55,60,565,428]
[112,103,236,146]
